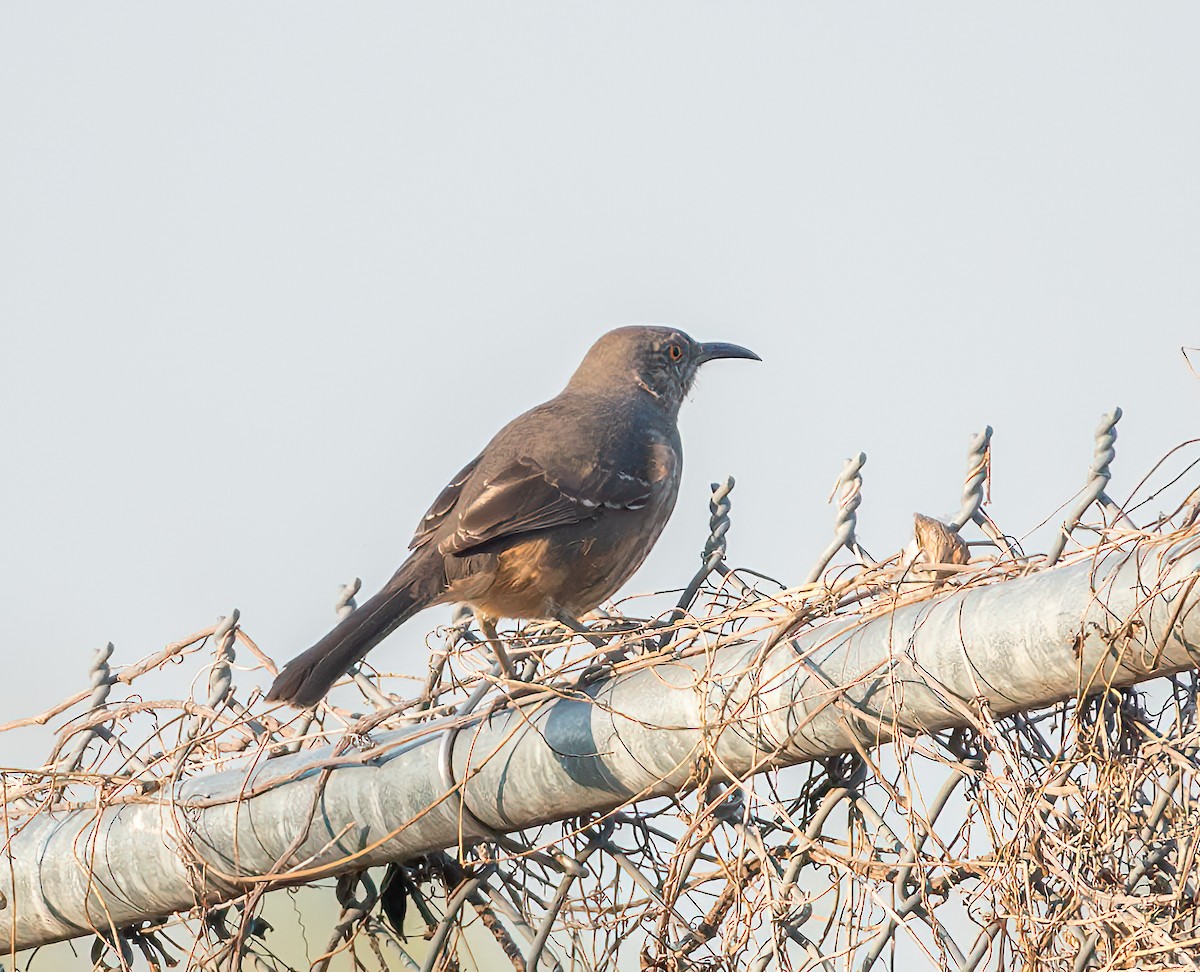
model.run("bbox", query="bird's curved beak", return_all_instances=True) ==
[695,341,761,365]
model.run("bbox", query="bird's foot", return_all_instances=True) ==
[476,616,520,680]
[552,612,611,650]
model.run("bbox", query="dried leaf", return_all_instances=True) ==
[914,513,969,567]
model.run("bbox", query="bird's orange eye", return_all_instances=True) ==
[668,343,683,361]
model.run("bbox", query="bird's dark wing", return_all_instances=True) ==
[438,449,670,557]
[409,455,484,551]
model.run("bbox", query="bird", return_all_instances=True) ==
[266,325,759,706]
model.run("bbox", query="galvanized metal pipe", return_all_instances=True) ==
[5,533,1200,950]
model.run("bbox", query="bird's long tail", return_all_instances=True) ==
[266,554,445,707]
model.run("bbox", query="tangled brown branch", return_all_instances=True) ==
[5,437,1200,972]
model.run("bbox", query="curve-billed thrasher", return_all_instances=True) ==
[267,325,759,706]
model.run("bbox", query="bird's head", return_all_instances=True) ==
[568,325,760,412]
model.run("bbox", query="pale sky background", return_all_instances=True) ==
[1,5,1198,969]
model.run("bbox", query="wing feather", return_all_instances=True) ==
[409,455,484,550]
[438,454,656,557]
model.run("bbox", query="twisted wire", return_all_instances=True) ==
[205,611,239,710]
[805,452,869,585]
[1045,408,1125,565]
[951,427,992,531]
[702,476,734,568]
[61,641,114,772]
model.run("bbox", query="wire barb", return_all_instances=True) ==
[805,452,871,585]
[1045,407,1132,565]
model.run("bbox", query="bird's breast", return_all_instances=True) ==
[461,498,676,620]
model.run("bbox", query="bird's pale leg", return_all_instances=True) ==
[554,611,619,652]
[475,614,517,679]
